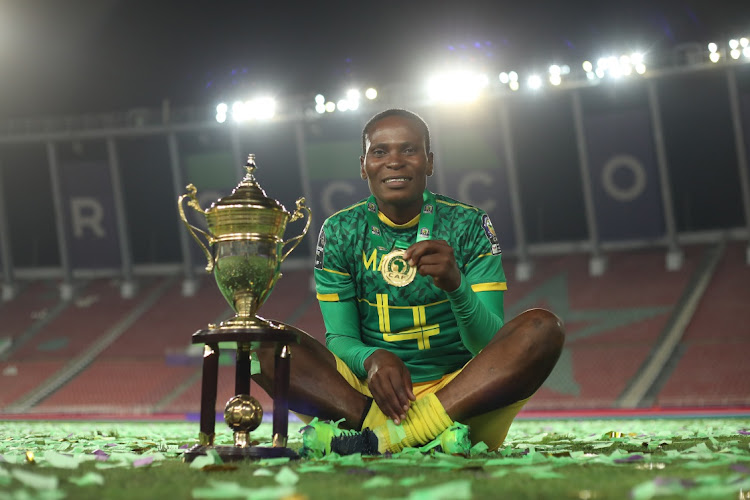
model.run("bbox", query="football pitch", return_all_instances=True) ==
[1,417,749,499]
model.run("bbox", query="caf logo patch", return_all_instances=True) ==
[367,202,377,212]
[423,204,434,214]
[481,214,502,255]
[419,228,430,238]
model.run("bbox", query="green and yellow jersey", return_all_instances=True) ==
[314,191,507,383]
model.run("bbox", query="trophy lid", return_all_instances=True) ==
[210,154,287,213]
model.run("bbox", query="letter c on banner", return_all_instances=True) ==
[601,154,647,202]
[458,171,496,213]
[322,181,354,215]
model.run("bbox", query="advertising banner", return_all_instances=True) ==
[58,161,121,268]
[584,108,665,241]
[432,109,517,251]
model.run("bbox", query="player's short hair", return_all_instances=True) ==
[361,109,431,155]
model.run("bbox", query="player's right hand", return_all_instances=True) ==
[364,349,416,424]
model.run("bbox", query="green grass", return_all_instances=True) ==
[1,418,749,499]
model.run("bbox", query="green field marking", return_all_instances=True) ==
[0,419,748,499]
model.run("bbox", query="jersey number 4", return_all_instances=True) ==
[376,293,440,350]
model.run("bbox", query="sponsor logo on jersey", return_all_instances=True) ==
[367,201,377,212]
[481,214,502,255]
[314,227,326,269]
[371,226,381,236]
[423,204,434,214]
[419,227,430,238]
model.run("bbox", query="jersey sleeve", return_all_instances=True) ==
[313,219,376,378]
[447,210,507,354]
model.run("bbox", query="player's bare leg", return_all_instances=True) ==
[251,331,369,429]
[435,308,565,422]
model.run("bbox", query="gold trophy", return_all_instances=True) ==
[178,154,310,461]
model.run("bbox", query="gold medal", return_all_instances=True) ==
[380,248,416,287]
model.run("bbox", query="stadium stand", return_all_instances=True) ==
[0,246,748,416]
[656,241,750,408]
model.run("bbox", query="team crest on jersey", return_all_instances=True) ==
[419,227,430,238]
[371,226,381,236]
[367,202,377,212]
[423,204,434,214]
[314,227,326,270]
[481,214,502,255]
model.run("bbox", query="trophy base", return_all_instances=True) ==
[215,315,270,330]
[184,444,299,462]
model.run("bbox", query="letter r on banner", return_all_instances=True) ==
[70,197,106,238]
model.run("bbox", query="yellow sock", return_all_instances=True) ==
[372,393,453,453]
[360,400,388,431]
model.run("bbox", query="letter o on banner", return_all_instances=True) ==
[322,181,355,215]
[601,154,647,202]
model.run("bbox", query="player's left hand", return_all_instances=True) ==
[405,240,461,292]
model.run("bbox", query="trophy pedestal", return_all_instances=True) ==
[184,321,301,462]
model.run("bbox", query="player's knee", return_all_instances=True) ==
[525,308,565,353]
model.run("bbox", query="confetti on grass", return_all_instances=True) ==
[0,419,749,499]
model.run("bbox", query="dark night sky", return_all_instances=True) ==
[1,0,748,118]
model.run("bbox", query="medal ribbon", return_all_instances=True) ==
[365,190,436,251]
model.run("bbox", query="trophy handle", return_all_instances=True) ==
[281,197,312,262]
[178,184,215,272]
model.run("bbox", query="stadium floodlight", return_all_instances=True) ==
[549,74,562,86]
[597,57,609,69]
[527,74,542,90]
[508,71,519,82]
[709,52,721,63]
[731,48,741,59]
[499,72,510,84]
[315,103,326,114]
[744,46,750,58]
[630,52,644,64]
[549,64,561,75]
[586,71,596,80]
[582,60,593,72]
[708,42,718,53]
[336,99,349,112]
[325,101,336,113]
[509,80,519,91]
[741,37,749,48]
[315,94,325,104]
[635,63,646,75]
[619,54,631,65]
[246,97,276,120]
[216,112,227,123]
[365,87,378,99]
[348,99,360,111]
[729,39,740,50]
[216,102,228,114]
[346,89,360,101]
[426,70,487,103]
[561,65,571,75]
[231,101,246,122]
[595,68,605,79]
[621,64,633,76]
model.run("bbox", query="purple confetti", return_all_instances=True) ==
[105,443,118,447]
[738,429,750,435]
[179,444,190,449]
[93,450,109,461]
[133,456,154,468]
[614,454,644,463]
[731,464,750,474]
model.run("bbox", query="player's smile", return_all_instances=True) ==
[360,115,434,224]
